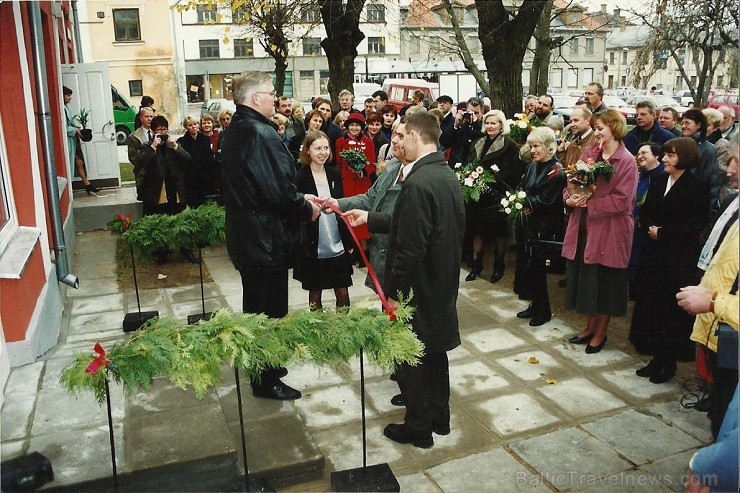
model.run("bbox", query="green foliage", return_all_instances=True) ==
[77,108,91,129]
[339,149,369,171]
[60,300,423,405]
[110,204,226,261]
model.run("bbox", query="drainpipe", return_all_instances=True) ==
[71,1,83,63]
[28,2,79,289]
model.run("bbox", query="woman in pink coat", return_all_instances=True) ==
[561,109,638,353]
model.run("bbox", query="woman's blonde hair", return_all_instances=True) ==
[182,115,199,127]
[271,113,289,126]
[526,126,557,157]
[482,110,510,135]
[334,111,350,125]
[592,108,627,140]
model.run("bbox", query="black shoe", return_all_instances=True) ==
[465,265,482,281]
[390,394,405,407]
[252,381,302,400]
[85,184,101,195]
[649,360,676,384]
[529,314,551,326]
[383,423,433,448]
[635,359,659,377]
[585,337,607,354]
[490,267,504,283]
[389,372,398,382]
[568,334,594,345]
[693,396,711,412]
[272,366,288,378]
[180,248,200,264]
[432,423,451,435]
[517,303,535,318]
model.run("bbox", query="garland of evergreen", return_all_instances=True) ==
[60,299,423,404]
[108,203,226,260]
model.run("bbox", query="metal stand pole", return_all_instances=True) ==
[130,244,141,314]
[359,348,367,469]
[104,376,119,492]
[234,368,250,491]
[198,245,206,316]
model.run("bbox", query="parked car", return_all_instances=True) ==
[111,85,137,146]
[626,95,689,119]
[200,99,236,126]
[602,95,638,125]
[708,92,740,120]
[674,90,695,107]
[381,78,439,112]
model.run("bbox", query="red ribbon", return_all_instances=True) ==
[323,202,396,321]
[85,342,109,375]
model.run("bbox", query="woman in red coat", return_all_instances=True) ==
[335,113,376,253]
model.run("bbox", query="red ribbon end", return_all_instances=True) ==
[85,342,108,375]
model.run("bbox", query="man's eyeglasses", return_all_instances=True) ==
[255,90,277,97]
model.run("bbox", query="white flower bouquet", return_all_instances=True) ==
[500,189,531,223]
[455,160,498,202]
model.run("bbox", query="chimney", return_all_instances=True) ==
[601,4,606,14]
[614,7,620,18]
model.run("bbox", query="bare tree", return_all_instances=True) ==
[317,0,366,106]
[629,0,739,107]
[439,0,489,95]
[476,1,547,117]
[179,0,318,95]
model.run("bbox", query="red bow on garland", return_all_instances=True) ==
[85,342,109,375]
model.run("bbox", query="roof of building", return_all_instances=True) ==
[605,25,651,49]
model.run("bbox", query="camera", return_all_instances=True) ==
[157,134,168,142]
[461,110,474,124]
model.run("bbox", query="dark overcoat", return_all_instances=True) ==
[383,151,466,353]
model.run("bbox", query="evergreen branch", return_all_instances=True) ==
[60,300,422,404]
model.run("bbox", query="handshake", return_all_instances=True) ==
[304,195,368,227]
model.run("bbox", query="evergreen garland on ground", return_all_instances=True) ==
[60,298,423,404]
[108,203,226,260]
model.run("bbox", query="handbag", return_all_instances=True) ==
[524,239,565,272]
[716,322,738,370]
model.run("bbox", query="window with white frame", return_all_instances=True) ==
[551,68,563,88]
[569,38,578,55]
[585,38,594,55]
[300,5,320,23]
[409,37,420,55]
[303,37,322,56]
[609,52,615,65]
[568,68,578,87]
[0,115,18,254]
[199,39,220,59]
[582,68,594,87]
[234,38,254,58]
[113,9,141,42]
[368,37,385,54]
[367,3,385,23]
[197,4,218,23]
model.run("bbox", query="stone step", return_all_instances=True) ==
[72,185,142,232]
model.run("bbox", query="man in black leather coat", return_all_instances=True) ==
[220,71,320,400]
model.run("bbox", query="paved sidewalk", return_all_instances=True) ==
[1,230,712,492]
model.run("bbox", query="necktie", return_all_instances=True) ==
[147,130,152,143]
[397,167,404,183]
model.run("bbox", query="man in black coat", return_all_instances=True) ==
[220,71,321,400]
[439,96,484,167]
[344,112,466,448]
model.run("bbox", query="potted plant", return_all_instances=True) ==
[77,108,93,142]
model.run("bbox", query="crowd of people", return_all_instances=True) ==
[126,74,737,481]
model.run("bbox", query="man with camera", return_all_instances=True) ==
[136,115,190,217]
[439,96,485,167]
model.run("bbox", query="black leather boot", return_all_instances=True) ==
[529,300,552,326]
[649,359,677,384]
[517,302,535,318]
[465,252,483,281]
[490,254,505,283]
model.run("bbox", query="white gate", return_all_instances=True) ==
[61,62,120,186]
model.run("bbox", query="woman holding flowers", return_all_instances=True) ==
[512,127,566,326]
[464,110,525,282]
[562,109,638,353]
[335,113,376,255]
[629,137,708,383]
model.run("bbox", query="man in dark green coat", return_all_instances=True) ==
[344,112,465,448]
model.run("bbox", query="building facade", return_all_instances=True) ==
[0,0,80,395]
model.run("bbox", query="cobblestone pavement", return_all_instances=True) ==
[1,230,712,492]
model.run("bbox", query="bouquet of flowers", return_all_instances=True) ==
[500,189,531,223]
[340,149,369,172]
[454,160,498,202]
[506,113,543,144]
[565,157,615,199]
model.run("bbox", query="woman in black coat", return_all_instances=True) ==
[465,110,525,282]
[293,131,354,310]
[177,116,215,207]
[513,127,566,326]
[629,137,709,383]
